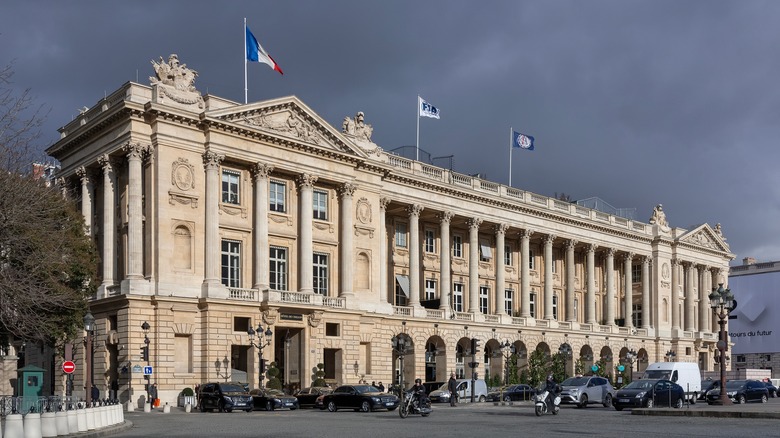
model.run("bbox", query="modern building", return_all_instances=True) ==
[44,54,734,405]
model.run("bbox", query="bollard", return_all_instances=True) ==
[40,412,57,438]
[143,401,151,413]
[23,412,42,438]
[96,406,105,429]
[101,405,110,427]
[76,409,87,432]
[185,403,192,413]
[162,402,170,414]
[4,413,24,438]
[66,410,78,434]
[85,407,95,431]
[118,403,125,424]
[107,404,116,426]
[126,400,135,412]
[54,410,68,436]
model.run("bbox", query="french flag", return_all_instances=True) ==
[246,26,283,75]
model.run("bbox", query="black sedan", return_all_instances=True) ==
[321,384,400,412]
[487,384,536,402]
[699,379,719,401]
[613,379,685,410]
[294,387,332,408]
[706,380,768,404]
[249,388,299,411]
[760,381,777,398]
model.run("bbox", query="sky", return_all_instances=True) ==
[2,0,779,265]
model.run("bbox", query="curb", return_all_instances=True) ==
[68,420,134,437]
[631,409,780,419]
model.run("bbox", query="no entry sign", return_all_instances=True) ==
[62,360,76,374]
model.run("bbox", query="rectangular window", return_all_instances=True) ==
[452,235,463,258]
[395,276,409,306]
[552,294,558,320]
[504,289,513,316]
[424,229,436,253]
[453,283,464,312]
[233,317,250,333]
[269,246,288,291]
[504,245,512,266]
[632,304,642,327]
[313,189,328,220]
[735,355,746,363]
[221,240,241,288]
[395,222,407,248]
[551,251,557,273]
[325,323,340,337]
[479,286,489,314]
[313,253,329,295]
[632,264,642,283]
[528,250,535,270]
[221,170,240,205]
[529,293,536,318]
[269,181,286,213]
[574,298,579,321]
[479,239,492,261]
[425,279,437,301]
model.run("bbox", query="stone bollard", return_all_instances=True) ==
[23,412,42,438]
[66,410,78,434]
[107,404,116,426]
[76,409,87,432]
[54,410,69,436]
[100,405,109,428]
[40,412,57,438]
[95,406,105,429]
[162,402,170,414]
[143,401,151,413]
[4,413,25,438]
[85,407,96,431]
[126,400,135,412]
[185,403,192,413]
[118,403,125,424]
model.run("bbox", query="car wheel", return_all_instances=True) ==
[478,395,486,403]
[646,398,654,409]
[327,401,337,412]
[245,408,252,413]
[689,396,696,405]
[359,401,371,412]
[199,402,206,413]
[761,394,768,403]
[225,408,232,413]
[577,394,588,408]
[674,397,683,409]
[503,395,512,402]
[737,395,746,404]
[603,394,612,408]
[265,401,273,411]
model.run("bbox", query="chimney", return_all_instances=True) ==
[742,257,756,266]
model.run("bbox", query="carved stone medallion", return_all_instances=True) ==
[171,158,195,191]
[356,197,372,224]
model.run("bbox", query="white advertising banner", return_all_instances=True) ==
[728,271,780,354]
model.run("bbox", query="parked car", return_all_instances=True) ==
[198,382,253,413]
[759,381,777,398]
[429,379,488,403]
[321,384,400,412]
[249,388,299,411]
[559,376,615,408]
[613,379,685,410]
[641,362,701,403]
[423,381,445,395]
[486,384,536,402]
[294,387,332,408]
[706,380,769,404]
[698,379,719,401]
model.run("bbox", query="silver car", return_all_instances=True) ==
[559,376,615,408]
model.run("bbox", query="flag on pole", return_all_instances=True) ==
[419,97,440,119]
[246,26,283,75]
[512,130,534,151]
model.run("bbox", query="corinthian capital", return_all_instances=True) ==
[296,173,318,189]
[202,151,224,170]
[251,162,274,180]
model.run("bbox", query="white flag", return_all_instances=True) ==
[419,96,440,119]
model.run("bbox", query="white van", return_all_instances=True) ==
[641,362,701,403]
[428,379,488,403]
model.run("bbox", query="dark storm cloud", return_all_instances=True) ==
[3,0,780,263]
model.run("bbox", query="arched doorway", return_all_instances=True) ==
[579,345,594,375]
[424,336,446,383]
[392,333,415,390]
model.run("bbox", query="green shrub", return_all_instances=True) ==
[312,363,327,387]
[267,361,282,390]
[181,387,194,396]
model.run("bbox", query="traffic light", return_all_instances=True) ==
[140,345,149,362]
[471,338,481,355]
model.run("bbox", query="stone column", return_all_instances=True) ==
[543,234,556,320]
[605,248,615,326]
[338,183,357,298]
[467,217,482,313]
[76,166,93,236]
[685,263,697,332]
[439,212,454,311]
[202,151,224,287]
[251,163,273,290]
[520,229,532,318]
[671,259,681,330]
[124,142,146,280]
[407,205,424,306]
[380,198,390,303]
[711,268,720,332]
[98,154,115,293]
[565,240,577,322]
[586,244,597,324]
[623,253,634,328]
[641,256,651,329]
[296,174,317,293]
[494,224,509,314]
[698,265,709,333]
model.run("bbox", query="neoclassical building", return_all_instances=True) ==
[46,55,733,404]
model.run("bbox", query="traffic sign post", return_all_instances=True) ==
[143,366,153,376]
[62,361,76,374]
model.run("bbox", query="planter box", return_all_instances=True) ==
[178,395,196,407]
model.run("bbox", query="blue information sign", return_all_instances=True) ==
[143,366,153,375]
[591,365,599,372]
[617,365,625,372]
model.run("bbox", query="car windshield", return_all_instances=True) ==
[643,370,671,380]
[437,383,449,391]
[221,384,246,392]
[725,381,746,390]
[623,380,654,390]
[561,377,589,386]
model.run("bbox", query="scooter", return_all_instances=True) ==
[399,389,432,418]
[534,389,561,416]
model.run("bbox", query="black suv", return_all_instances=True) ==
[198,382,253,413]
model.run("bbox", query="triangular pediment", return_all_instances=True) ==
[205,96,371,159]
[678,224,730,252]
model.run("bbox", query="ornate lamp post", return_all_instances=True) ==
[558,344,572,379]
[665,350,676,362]
[709,283,735,405]
[624,348,637,381]
[391,333,411,394]
[84,312,95,406]
[247,322,273,389]
[499,340,516,385]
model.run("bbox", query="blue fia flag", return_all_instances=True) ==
[512,130,534,150]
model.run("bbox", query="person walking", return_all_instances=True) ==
[149,383,158,409]
[377,382,385,392]
[448,373,458,407]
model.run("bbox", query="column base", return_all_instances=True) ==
[201,282,228,299]
[121,278,152,296]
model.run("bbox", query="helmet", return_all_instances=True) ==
[547,374,554,381]
[415,378,422,384]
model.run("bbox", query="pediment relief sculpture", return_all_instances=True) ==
[243,110,322,145]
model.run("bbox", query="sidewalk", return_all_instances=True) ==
[631,402,780,419]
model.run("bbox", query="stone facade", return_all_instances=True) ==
[43,55,734,405]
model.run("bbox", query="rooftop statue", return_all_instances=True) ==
[342,112,373,143]
[649,204,671,233]
[150,54,198,92]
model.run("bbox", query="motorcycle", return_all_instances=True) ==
[534,389,561,416]
[399,389,432,418]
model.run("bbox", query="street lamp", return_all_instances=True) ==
[558,344,573,379]
[391,334,411,394]
[624,349,637,381]
[665,350,676,362]
[84,312,95,406]
[499,340,516,385]
[247,322,273,389]
[709,283,735,406]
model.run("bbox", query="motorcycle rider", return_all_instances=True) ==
[410,378,429,409]
[544,374,560,411]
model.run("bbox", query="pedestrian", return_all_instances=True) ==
[110,379,119,401]
[91,384,99,405]
[448,373,458,406]
[378,381,385,392]
[149,383,158,408]
[371,381,376,388]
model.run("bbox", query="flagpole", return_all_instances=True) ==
[416,95,420,161]
[509,127,513,187]
[244,18,248,104]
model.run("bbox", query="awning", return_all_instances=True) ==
[479,240,492,259]
[395,275,410,298]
